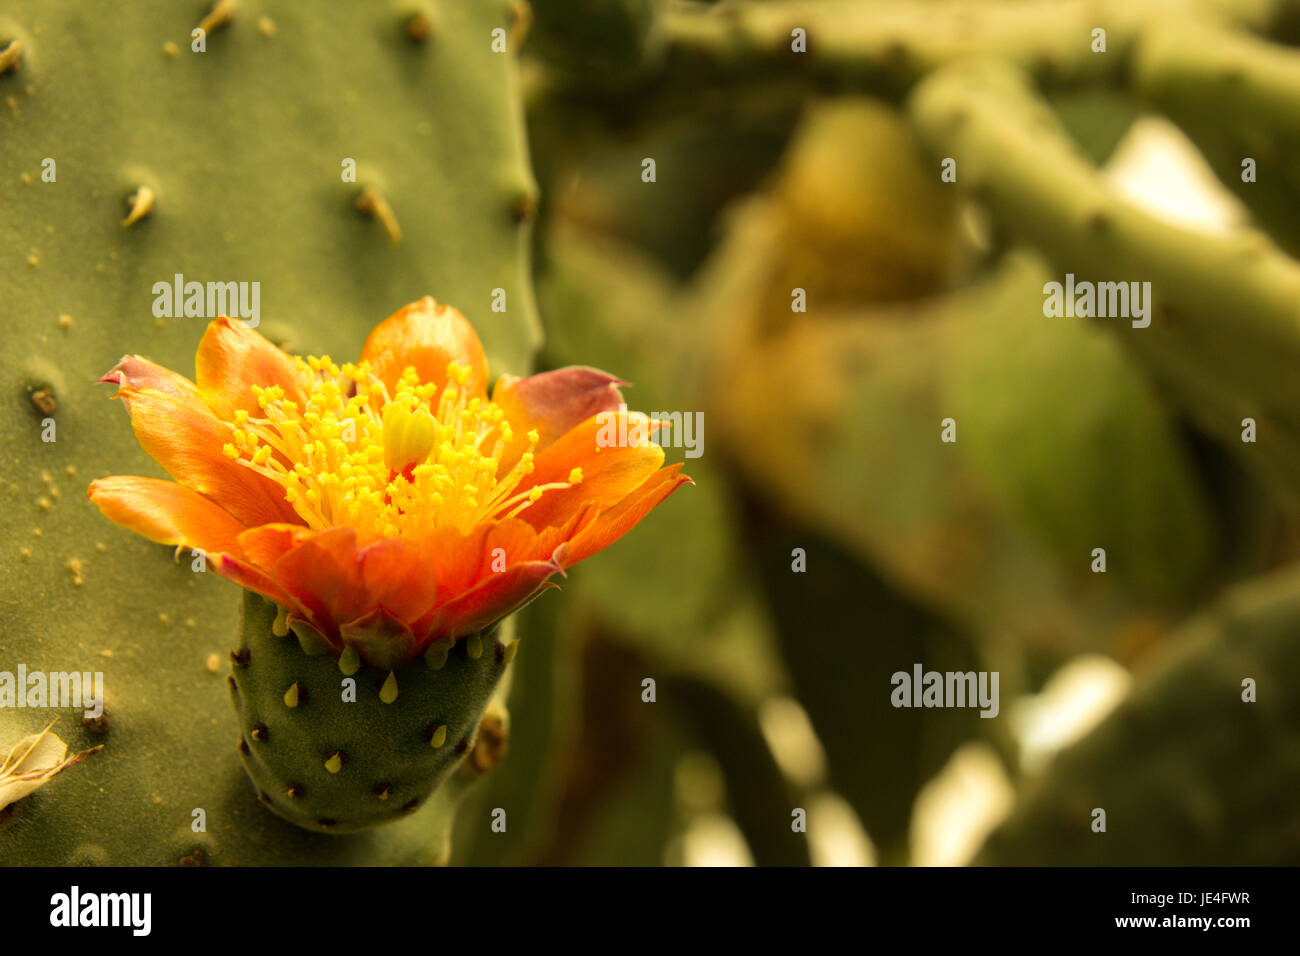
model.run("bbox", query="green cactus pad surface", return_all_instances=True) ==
[0,0,537,865]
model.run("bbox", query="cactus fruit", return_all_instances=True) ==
[231,592,510,833]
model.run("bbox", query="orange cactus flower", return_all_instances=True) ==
[89,298,689,667]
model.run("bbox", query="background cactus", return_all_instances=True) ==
[5,0,1300,868]
[978,565,1300,865]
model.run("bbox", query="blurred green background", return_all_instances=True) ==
[454,0,1300,865]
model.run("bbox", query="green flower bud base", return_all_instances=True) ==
[230,591,508,834]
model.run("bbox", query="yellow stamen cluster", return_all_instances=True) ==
[222,357,583,541]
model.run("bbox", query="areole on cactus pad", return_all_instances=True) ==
[87,297,689,830]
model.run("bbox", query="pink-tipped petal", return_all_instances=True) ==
[492,366,627,463]
[100,355,204,404]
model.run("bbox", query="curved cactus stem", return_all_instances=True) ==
[649,0,1293,98]
[907,59,1300,506]
[1131,16,1300,246]
[1135,17,1300,146]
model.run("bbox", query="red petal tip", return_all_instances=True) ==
[98,359,129,385]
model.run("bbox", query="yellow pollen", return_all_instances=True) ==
[226,358,582,540]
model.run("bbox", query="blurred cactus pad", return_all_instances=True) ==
[4,0,1300,866]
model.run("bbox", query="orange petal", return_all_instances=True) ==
[358,538,438,623]
[236,523,313,571]
[516,410,667,531]
[106,373,298,528]
[565,464,691,565]
[420,549,566,643]
[519,505,600,563]
[270,528,368,637]
[212,552,302,614]
[471,518,542,574]
[492,366,626,463]
[410,518,590,642]
[87,476,249,555]
[422,524,493,601]
[417,514,569,606]
[360,297,489,396]
[195,317,307,419]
